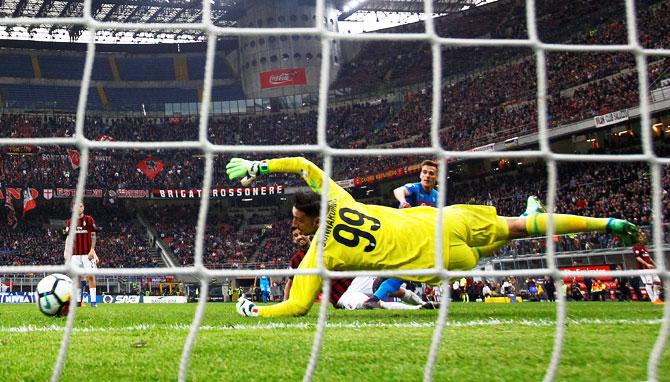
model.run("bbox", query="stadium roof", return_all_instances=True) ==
[0,0,488,43]
[333,0,486,21]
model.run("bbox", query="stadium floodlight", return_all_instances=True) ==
[342,0,365,15]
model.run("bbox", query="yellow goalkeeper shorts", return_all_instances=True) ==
[444,204,509,270]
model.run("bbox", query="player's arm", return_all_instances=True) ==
[88,217,98,261]
[283,277,293,301]
[88,231,97,260]
[635,254,653,268]
[393,184,411,208]
[63,221,71,259]
[226,157,352,201]
[259,244,321,317]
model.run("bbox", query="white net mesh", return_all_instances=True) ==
[1,0,669,381]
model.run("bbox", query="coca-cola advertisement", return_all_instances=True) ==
[259,68,307,89]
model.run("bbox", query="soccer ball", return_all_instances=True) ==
[36,274,73,317]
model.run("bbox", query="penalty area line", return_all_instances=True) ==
[0,318,664,333]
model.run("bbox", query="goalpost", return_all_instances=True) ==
[1,0,669,381]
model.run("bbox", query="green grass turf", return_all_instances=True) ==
[0,302,668,381]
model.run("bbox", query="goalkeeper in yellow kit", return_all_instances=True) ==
[227,157,640,318]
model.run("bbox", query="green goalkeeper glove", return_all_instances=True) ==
[236,297,259,317]
[226,158,268,186]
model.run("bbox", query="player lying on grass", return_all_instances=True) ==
[227,157,640,317]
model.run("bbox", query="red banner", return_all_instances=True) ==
[22,189,38,217]
[67,149,80,169]
[51,188,104,198]
[151,185,285,199]
[260,68,307,89]
[353,163,422,187]
[560,265,614,282]
[112,189,150,199]
[137,156,164,180]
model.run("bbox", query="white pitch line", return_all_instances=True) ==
[0,318,664,333]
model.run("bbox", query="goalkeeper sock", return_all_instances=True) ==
[525,213,610,236]
[373,278,404,301]
[90,287,97,304]
[401,290,425,305]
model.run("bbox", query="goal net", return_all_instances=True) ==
[0,0,668,381]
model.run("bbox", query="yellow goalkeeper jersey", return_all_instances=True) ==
[258,157,450,317]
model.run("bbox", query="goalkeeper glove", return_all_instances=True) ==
[226,158,268,186]
[236,297,259,317]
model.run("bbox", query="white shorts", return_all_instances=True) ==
[335,277,376,310]
[337,291,369,310]
[641,275,661,285]
[346,276,375,296]
[71,255,97,270]
[336,289,421,310]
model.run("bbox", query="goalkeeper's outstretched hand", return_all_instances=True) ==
[226,158,261,186]
[236,297,259,317]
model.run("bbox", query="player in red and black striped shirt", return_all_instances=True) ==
[64,202,99,307]
[285,226,352,307]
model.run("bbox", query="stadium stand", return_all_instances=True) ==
[37,54,87,80]
[186,54,235,80]
[0,84,101,110]
[0,53,34,78]
[114,56,175,81]
[0,202,159,268]
[1,0,670,270]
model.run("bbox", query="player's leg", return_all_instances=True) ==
[72,255,87,307]
[367,278,404,304]
[505,214,639,245]
[379,300,423,310]
[649,276,663,304]
[472,196,546,257]
[79,276,87,307]
[336,291,370,310]
[652,276,663,304]
[398,287,425,306]
[644,284,655,302]
[85,257,97,307]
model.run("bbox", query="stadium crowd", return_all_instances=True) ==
[142,205,294,268]
[1,0,670,272]
[0,202,155,268]
[335,0,668,91]
[2,0,670,186]
[2,140,669,269]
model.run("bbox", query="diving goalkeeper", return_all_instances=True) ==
[227,157,639,318]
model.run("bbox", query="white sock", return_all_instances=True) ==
[653,285,661,302]
[401,290,425,306]
[90,287,97,304]
[379,301,421,310]
[644,284,656,301]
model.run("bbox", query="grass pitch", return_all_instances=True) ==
[0,302,668,381]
